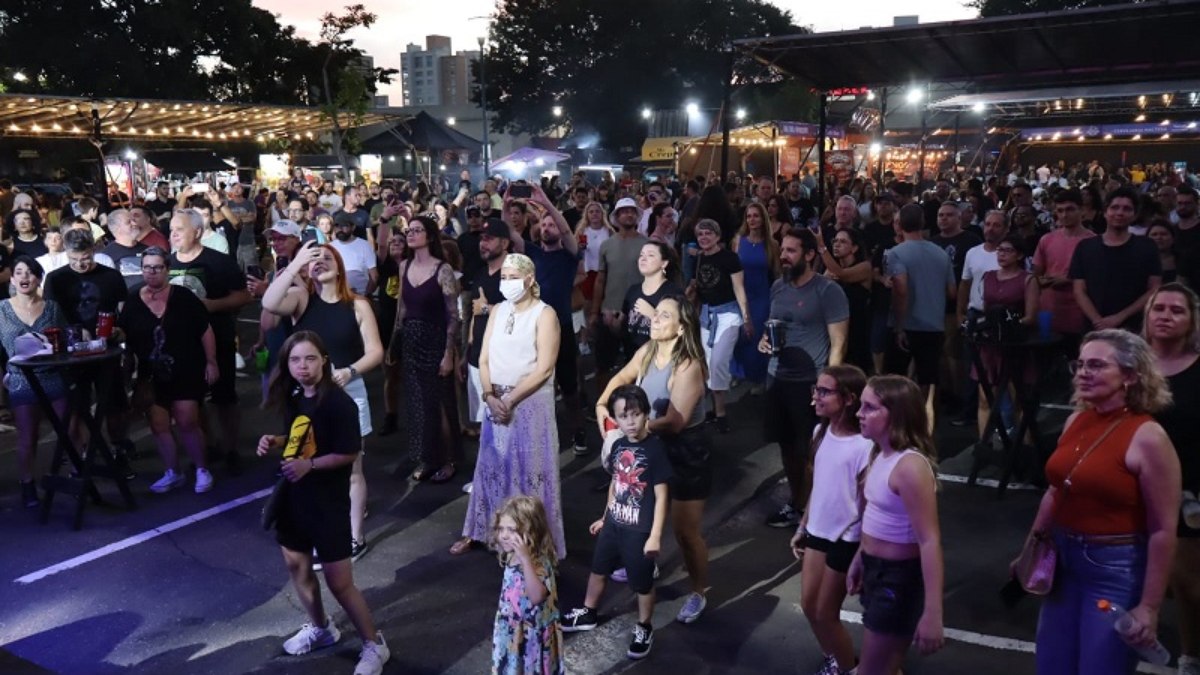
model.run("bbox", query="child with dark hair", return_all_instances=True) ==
[562,384,672,660]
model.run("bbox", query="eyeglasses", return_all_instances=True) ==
[141,264,167,272]
[1068,359,1119,375]
[810,385,837,399]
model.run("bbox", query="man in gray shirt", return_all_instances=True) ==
[590,197,647,390]
[226,183,259,272]
[759,227,848,528]
[884,203,957,429]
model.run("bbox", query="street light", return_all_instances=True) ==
[552,105,562,118]
[735,108,747,121]
[123,149,138,161]
[972,101,986,114]
[906,87,923,104]
[869,142,882,155]
[641,107,652,119]
[477,34,491,177]
[685,102,700,116]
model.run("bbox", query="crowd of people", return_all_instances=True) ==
[0,155,1198,675]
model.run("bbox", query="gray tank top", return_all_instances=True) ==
[639,357,706,429]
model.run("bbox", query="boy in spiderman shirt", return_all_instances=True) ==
[561,385,671,660]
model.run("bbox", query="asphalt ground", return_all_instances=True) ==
[0,318,1186,674]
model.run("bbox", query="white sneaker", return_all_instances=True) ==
[150,470,186,494]
[676,592,707,624]
[194,468,214,493]
[235,351,247,370]
[462,481,473,494]
[354,633,390,675]
[283,618,340,655]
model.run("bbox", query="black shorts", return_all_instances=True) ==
[884,330,943,386]
[591,523,657,595]
[763,378,817,449]
[860,552,925,637]
[75,362,130,413]
[593,321,622,373]
[276,503,353,564]
[802,534,860,574]
[209,327,238,406]
[664,425,712,501]
[555,321,578,396]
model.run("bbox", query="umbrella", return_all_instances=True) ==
[490,146,570,173]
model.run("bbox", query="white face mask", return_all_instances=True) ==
[499,278,527,302]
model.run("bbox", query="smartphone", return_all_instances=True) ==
[192,183,209,194]
[510,184,533,199]
[246,265,265,280]
[275,256,289,271]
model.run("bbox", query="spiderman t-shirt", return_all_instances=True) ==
[605,434,672,533]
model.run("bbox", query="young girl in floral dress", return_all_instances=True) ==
[491,496,564,675]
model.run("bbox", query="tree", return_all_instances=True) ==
[967,0,1140,17]
[476,0,807,149]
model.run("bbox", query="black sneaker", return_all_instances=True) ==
[627,622,653,660]
[715,416,730,433]
[351,538,369,562]
[572,429,588,456]
[20,480,39,508]
[561,607,598,632]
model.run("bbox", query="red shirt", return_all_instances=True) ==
[1045,408,1149,535]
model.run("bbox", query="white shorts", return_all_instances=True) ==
[701,312,743,392]
[344,375,372,437]
[467,364,484,424]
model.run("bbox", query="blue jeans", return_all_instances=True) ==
[1035,530,1147,675]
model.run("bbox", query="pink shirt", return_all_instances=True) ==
[1033,228,1096,334]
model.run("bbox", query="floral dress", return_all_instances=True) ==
[492,556,564,675]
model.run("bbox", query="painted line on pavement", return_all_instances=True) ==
[837,610,1172,674]
[937,472,1041,492]
[14,487,273,585]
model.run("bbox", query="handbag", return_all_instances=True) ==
[1014,414,1127,594]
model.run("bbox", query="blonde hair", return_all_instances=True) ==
[1142,282,1200,354]
[502,253,541,299]
[1078,329,1173,414]
[637,294,708,382]
[857,375,939,506]
[574,200,615,237]
[492,496,558,574]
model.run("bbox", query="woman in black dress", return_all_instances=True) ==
[1144,282,1200,670]
[118,247,218,495]
[818,228,874,375]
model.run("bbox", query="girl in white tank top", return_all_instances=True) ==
[849,375,945,673]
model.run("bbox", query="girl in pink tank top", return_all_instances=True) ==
[847,375,944,674]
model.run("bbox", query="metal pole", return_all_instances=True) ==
[917,99,927,185]
[817,92,828,214]
[479,43,491,179]
[720,50,733,179]
[772,127,778,188]
[877,89,887,186]
[953,112,961,174]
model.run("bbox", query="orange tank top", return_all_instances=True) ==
[1044,408,1149,536]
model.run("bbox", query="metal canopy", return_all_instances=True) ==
[736,0,1200,93]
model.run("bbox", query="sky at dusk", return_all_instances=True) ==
[251,0,978,105]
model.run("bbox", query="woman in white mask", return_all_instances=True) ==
[451,253,566,559]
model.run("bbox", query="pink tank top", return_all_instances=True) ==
[862,449,931,544]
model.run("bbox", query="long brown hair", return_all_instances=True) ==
[308,244,357,304]
[737,202,781,278]
[264,330,336,414]
[857,375,939,503]
[492,496,558,575]
[813,364,867,450]
[638,294,708,382]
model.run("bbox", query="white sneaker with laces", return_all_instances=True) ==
[283,618,340,655]
[354,633,390,675]
[150,470,186,494]
[676,592,707,624]
[194,468,214,493]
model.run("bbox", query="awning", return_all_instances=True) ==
[641,137,690,162]
[360,110,481,154]
[0,93,407,142]
[141,149,236,173]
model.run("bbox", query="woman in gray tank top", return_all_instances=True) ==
[595,293,714,624]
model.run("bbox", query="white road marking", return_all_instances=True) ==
[838,610,1173,674]
[937,472,1042,492]
[14,487,273,585]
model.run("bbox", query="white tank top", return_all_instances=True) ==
[806,429,873,542]
[861,448,933,545]
[487,299,553,392]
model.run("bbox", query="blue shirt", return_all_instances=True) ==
[525,244,578,329]
[884,239,955,332]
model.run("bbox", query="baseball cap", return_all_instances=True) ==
[480,217,510,239]
[268,220,302,238]
[465,205,482,217]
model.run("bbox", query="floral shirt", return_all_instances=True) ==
[492,556,564,675]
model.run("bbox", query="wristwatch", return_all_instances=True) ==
[482,391,492,403]
[347,365,358,378]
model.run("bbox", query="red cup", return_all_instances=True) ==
[96,312,115,339]
[44,327,66,354]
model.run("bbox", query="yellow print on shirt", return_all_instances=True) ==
[282,415,316,460]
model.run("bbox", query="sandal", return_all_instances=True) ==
[449,537,474,555]
[430,464,456,484]
[410,464,434,482]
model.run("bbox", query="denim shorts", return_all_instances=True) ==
[860,552,924,637]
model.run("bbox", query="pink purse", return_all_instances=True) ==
[1015,415,1126,595]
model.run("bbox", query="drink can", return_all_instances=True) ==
[578,233,588,249]
[44,327,66,354]
[765,319,785,354]
[96,311,116,338]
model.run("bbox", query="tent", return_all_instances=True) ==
[360,110,481,155]
[490,146,570,174]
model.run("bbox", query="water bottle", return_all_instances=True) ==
[1095,599,1171,665]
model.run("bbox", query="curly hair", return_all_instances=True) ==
[491,496,558,574]
[1078,329,1173,414]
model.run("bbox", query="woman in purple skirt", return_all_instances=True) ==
[451,253,566,559]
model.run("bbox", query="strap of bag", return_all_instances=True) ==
[1044,414,1128,524]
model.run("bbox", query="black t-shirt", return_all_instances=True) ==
[12,237,48,259]
[467,266,504,367]
[101,240,148,290]
[458,230,484,291]
[1156,358,1200,492]
[561,207,582,229]
[604,434,672,533]
[340,208,371,241]
[281,387,360,521]
[622,280,685,351]
[119,286,210,388]
[525,244,578,328]
[168,247,246,338]
[931,229,982,313]
[1068,234,1161,331]
[1176,225,1200,283]
[788,197,816,227]
[43,264,128,333]
[147,199,174,235]
[695,248,743,306]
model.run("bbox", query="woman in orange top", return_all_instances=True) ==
[1018,329,1179,675]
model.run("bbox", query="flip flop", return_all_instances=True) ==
[449,537,474,555]
[430,464,456,484]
